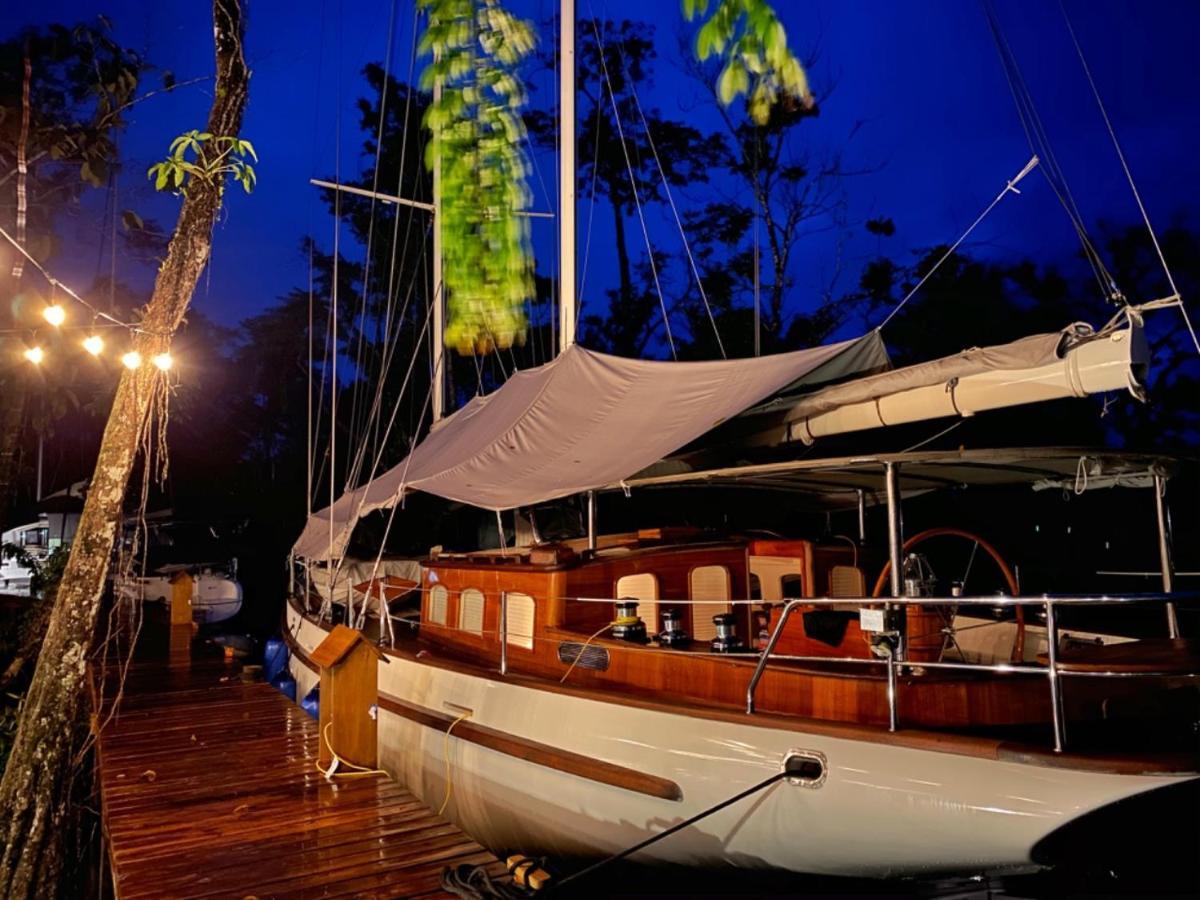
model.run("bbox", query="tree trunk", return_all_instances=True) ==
[0,2,249,895]
[0,385,28,528]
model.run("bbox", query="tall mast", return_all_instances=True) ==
[557,0,576,352]
[432,62,445,419]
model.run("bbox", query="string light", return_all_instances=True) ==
[83,334,105,356]
[121,350,142,370]
[151,352,173,372]
[42,304,66,327]
[23,346,44,365]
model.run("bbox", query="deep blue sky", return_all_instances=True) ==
[7,0,1199,338]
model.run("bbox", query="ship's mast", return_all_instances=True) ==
[431,73,445,419]
[558,0,576,353]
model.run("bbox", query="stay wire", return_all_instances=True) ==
[983,0,1116,304]
[878,156,1039,329]
[611,16,726,358]
[587,13,677,359]
[346,0,400,458]
[345,9,424,498]
[1059,1,1200,356]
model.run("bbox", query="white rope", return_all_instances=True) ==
[878,156,1038,329]
[1060,2,1200,357]
[588,16,677,359]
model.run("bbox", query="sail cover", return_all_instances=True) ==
[293,337,876,559]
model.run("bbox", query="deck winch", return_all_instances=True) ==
[657,608,690,648]
[611,598,648,643]
[710,613,745,653]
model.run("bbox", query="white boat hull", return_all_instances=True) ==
[118,572,243,624]
[286,603,1193,878]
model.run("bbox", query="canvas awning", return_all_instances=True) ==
[293,336,878,559]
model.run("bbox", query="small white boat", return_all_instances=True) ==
[116,564,243,624]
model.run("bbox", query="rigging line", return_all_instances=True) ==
[354,358,439,634]
[345,221,433,494]
[983,2,1100,284]
[898,418,965,454]
[331,0,343,563]
[613,26,726,359]
[342,317,439,607]
[577,65,603,331]
[372,5,424,460]
[588,14,677,359]
[983,0,1114,302]
[346,0,400,457]
[1059,2,1200,356]
[753,131,761,357]
[552,0,560,351]
[878,156,1039,330]
[336,280,438,564]
[307,0,328,515]
[310,250,337,512]
[307,239,315,518]
[470,347,485,395]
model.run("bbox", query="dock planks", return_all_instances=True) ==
[97,627,503,899]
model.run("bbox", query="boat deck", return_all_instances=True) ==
[97,623,504,899]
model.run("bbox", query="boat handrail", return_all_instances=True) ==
[745,592,1200,753]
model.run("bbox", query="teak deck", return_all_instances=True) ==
[97,625,502,899]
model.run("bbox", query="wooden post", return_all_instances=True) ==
[311,625,381,770]
[168,571,195,666]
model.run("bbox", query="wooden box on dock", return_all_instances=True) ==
[311,625,382,769]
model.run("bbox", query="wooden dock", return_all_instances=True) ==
[97,625,503,899]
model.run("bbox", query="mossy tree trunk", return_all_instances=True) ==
[0,1,249,894]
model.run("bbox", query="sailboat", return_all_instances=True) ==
[283,0,1197,881]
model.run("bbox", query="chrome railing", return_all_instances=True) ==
[745,592,1199,752]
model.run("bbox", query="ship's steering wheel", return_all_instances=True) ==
[870,527,1025,663]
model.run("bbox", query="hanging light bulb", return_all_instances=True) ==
[83,334,105,356]
[24,346,44,365]
[151,352,173,372]
[121,350,142,370]
[42,304,66,327]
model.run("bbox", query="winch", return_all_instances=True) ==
[657,608,690,648]
[709,613,745,653]
[611,598,648,643]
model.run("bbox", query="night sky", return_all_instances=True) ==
[6,0,1199,339]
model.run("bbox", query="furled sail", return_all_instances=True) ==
[293,336,879,559]
[741,321,1148,445]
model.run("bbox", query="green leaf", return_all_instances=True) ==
[120,209,144,231]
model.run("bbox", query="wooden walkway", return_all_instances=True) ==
[97,626,502,899]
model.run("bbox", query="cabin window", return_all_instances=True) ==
[615,573,659,631]
[505,592,535,650]
[428,584,448,626]
[781,574,804,599]
[459,588,485,635]
[689,565,732,642]
[749,573,762,601]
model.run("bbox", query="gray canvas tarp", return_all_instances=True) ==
[293,337,873,559]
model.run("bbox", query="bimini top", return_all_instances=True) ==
[292,336,884,559]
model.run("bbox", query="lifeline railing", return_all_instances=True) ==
[746,593,1200,753]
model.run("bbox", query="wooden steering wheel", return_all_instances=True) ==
[870,527,1025,663]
